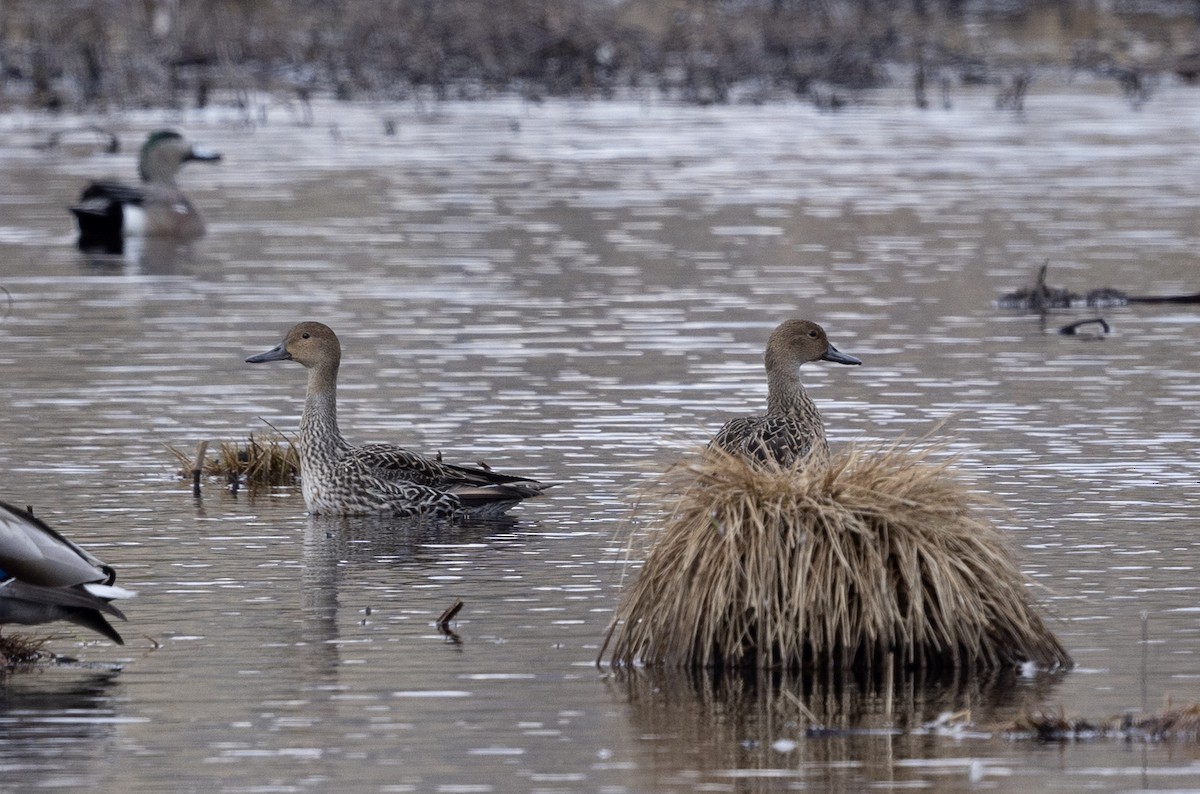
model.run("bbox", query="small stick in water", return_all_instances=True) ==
[1059,318,1110,335]
[191,441,209,497]
[437,600,464,631]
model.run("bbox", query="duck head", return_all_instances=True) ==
[246,321,342,371]
[764,319,861,374]
[138,130,222,185]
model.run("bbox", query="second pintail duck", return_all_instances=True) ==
[0,501,135,645]
[70,129,221,252]
[710,319,860,466]
[246,321,552,518]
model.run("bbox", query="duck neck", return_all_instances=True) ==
[765,367,827,439]
[300,363,348,459]
[139,153,178,186]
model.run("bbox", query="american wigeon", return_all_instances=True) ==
[70,129,221,253]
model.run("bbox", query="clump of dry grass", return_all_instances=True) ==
[1009,702,1200,742]
[601,444,1071,674]
[0,633,50,670]
[167,432,300,487]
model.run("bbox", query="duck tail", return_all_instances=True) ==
[450,481,552,510]
[82,582,137,601]
[63,607,125,645]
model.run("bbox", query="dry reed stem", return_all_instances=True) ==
[601,444,1072,673]
[167,431,300,487]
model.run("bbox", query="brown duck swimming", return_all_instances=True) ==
[710,319,860,466]
[246,322,551,518]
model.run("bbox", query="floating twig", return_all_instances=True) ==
[1058,318,1110,335]
[436,600,464,645]
[437,600,464,630]
[191,441,209,497]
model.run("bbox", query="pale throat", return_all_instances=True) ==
[765,365,817,417]
[300,368,346,455]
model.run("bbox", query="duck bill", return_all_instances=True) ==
[822,344,861,366]
[188,146,222,163]
[246,343,291,364]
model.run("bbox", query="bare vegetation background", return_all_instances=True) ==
[3,1,1199,111]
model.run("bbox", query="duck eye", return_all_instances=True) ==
[807,330,818,338]
[301,333,311,339]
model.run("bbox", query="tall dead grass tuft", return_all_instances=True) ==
[601,444,1071,673]
[167,432,299,487]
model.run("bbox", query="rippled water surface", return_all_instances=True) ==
[2,84,1200,791]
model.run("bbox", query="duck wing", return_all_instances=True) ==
[329,463,545,518]
[347,443,544,489]
[350,472,465,517]
[0,501,115,588]
[70,181,145,219]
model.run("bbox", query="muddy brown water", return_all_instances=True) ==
[1,82,1199,791]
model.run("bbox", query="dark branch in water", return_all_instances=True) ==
[191,441,209,498]
[436,599,465,645]
[998,262,1200,312]
[437,600,464,630]
[1058,318,1109,336]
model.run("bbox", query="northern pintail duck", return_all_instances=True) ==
[710,319,860,466]
[246,321,551,518]
[0,501,135,644]
[70,129,221,252]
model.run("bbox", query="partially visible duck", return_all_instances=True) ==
[70,129,221,252]
[0,501,134,644]
[246,321,552,518]
[710,319,860,466]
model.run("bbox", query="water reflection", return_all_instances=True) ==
[76,237,203,275]
[610,665,1067,787]
[0,670,129,776]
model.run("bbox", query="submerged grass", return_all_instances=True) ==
[1008,702,1200,742]
[601,444,1071,674]
[167,431,300,487]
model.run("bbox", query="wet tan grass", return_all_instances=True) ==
[0,633,50,670]
[601,444,1071,673]
[167,431,300,487]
